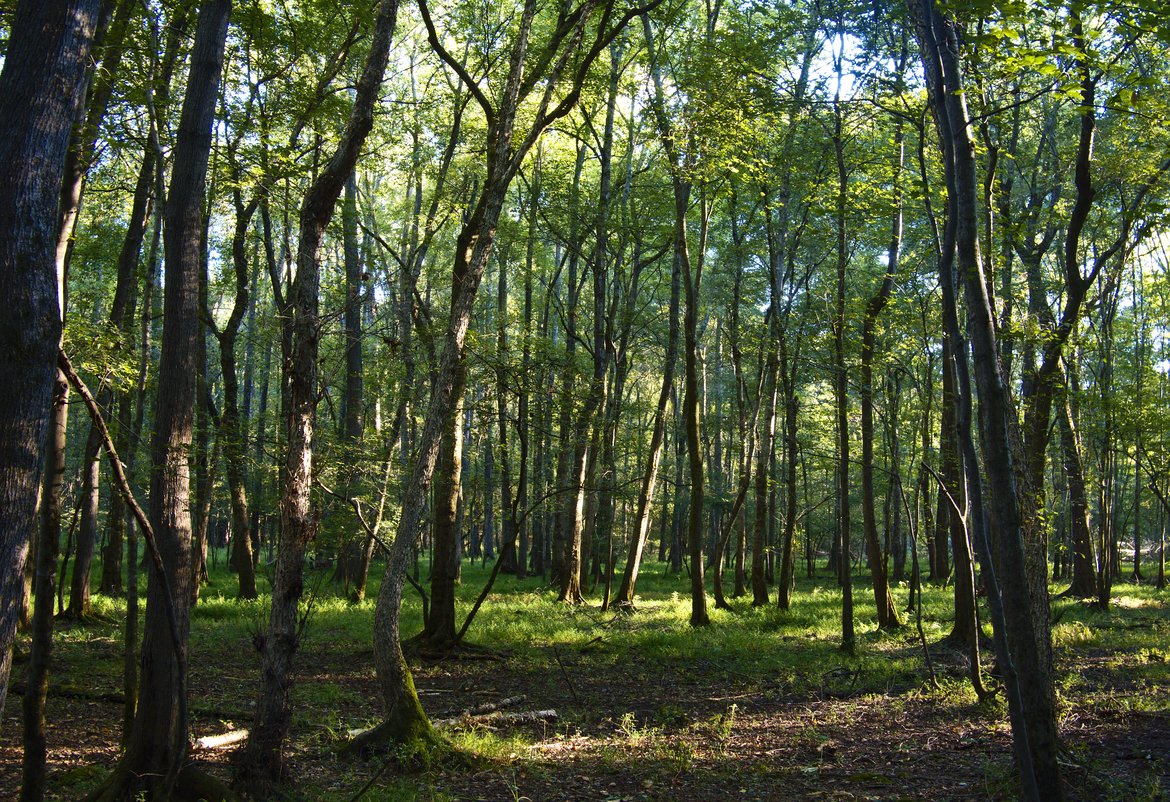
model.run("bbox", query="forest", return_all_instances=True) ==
[0,0,1168,799]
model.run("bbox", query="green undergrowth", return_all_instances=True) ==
[20,549,1169,800]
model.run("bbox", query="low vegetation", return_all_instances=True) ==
[3,556,1166,800]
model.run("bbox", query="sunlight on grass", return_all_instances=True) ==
[24,549,1169,800]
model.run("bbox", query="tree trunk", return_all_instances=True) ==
[21,370,68,802]
[237,0,400,789]
[832,68,855,652]
[221,188,259,600]
[99,145,155,597]
[423,363,465,644]
[93,4,229,797]
[613,233,680,609]
[910,1,1063,795]
[1060,380,1097,600]
[0,0,101,720]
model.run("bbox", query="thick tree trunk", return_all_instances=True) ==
[0,0,100,721]
[94,4,229,797]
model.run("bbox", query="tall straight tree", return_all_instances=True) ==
[909,0,1062,796]
[90,2,231,798]
[830,19,855,652]
[0,0,102,724]
[858,38,906,631]
[642,9,709,628]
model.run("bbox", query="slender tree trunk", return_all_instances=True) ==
[554,146,588,602]
[1060,378,1098,600]
[859,85,905,630]
[613,241,680,609]
[100,146,155,596]
[335,172,366,587]
[221,189,259,599]
[21,371,68,802]
[238,1,399,788]
[832,69,855,652]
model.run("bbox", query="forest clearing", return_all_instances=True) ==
[2,561,1169,800]
[3,0,1170,799]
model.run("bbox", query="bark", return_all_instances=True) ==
[423,362,465,643]
[236,0,400,790]
[21,371,68,801]
[361,0,648,750]
[93,4,229,797]
[0,0,101,721]
[1059,377,1097,600]
[910,1,1063,796]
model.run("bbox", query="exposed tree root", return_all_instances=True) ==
[341,715,444,762]
[86,760,237,802]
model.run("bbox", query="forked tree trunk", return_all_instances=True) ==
[359,0,648,751]
[910,1,1063,796]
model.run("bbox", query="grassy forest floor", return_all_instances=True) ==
[2,556,1168,800]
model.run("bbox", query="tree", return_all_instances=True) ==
[89,2,231,798]
[236,0,401,789]
[909,0,1063,795]
[355,0,659,752]
[0,0,102,724]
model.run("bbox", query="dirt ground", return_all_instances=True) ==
[3,612,1168,801]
